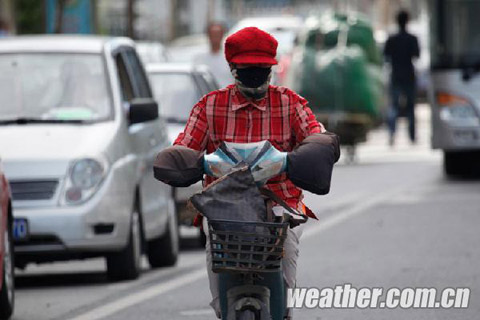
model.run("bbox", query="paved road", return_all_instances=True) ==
[11,106,480,319]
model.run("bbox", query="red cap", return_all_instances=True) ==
[225,27,278,65]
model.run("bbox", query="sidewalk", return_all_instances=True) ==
[342,103,442,164]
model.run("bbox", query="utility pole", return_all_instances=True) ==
[169,0,177,41]
[91,0,98,34]
[54,0,66,33]
[231,0,244,22]
[380,0,390,31]
[1,0,16,34]
[126,0,135,39]
[207,0,214,23]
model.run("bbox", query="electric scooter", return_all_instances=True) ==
[200,141,308,320]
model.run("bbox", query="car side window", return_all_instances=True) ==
[124,49,152,98]
[115,51,135,102]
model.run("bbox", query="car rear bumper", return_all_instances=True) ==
[432,122,480,151]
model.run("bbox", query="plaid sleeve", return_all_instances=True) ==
[291,95,325,143]
[173,97,208,151]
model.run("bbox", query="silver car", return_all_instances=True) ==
[146,63,218,243]
[0,36,178,280]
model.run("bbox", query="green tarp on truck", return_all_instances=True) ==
[287,12,384,120]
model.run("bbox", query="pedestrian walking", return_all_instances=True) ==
[384,10,420,145]
[193,22,234,88]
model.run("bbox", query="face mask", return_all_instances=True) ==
[232,66,272,100]
[235,67,271,88]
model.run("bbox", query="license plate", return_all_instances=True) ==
[13,218,29,241]
[454,130,478,144]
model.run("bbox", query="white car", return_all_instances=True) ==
[0,36,178,280]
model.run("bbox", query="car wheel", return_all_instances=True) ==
[147,200,179,268]
[444,151,462,176]
[0,215,14,320]
[106,207,142,281]
[444,151,480,176]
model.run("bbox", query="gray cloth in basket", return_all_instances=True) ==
[189,165,267,232]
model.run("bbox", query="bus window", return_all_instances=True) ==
[430,0,480,69]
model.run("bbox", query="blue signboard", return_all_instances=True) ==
[46,0,93,34]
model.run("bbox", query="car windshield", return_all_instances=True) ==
[0,53,112,122]
[430,0,480,69]
[149,72,200,122]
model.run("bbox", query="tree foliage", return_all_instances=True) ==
[15,0,45,34]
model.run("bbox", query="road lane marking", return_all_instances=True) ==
[69,268,207,320]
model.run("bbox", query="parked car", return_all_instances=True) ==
[0,159,14,319]
[136,41,170,65]
[0,36,178,280]
[146,63,218,243]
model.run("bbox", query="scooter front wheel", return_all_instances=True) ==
[237,309,256,320]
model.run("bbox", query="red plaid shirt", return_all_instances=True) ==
[174,84,325,211]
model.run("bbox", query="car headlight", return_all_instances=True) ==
[437,92,480,126]
[63,157,109,205]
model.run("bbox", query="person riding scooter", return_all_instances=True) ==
[154,27,340,318]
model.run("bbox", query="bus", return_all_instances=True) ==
[428,0,480,175]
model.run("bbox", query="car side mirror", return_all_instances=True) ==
[128,98,158,124]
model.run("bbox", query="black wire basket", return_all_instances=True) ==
[207,219,289,273]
